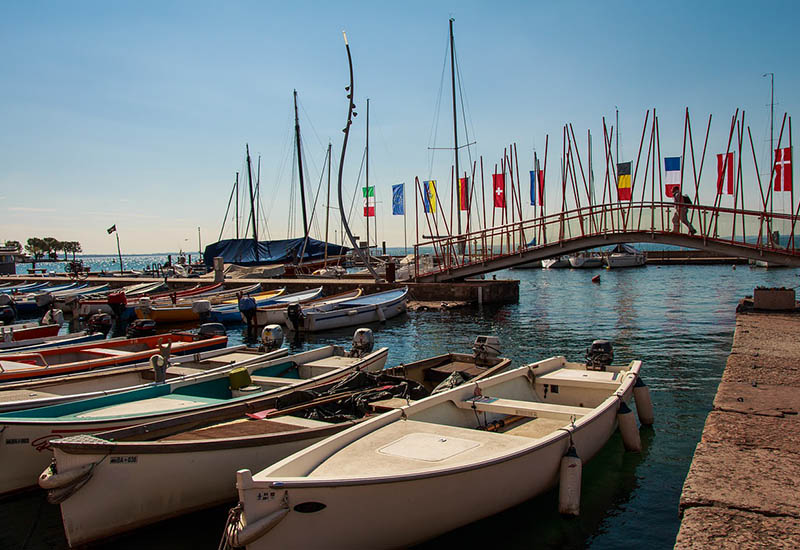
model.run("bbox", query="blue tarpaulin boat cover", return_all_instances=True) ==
[203,238,349,267]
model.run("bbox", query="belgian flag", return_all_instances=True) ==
[617,162,632,201]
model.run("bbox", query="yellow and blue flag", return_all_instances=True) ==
[423,180,437,214]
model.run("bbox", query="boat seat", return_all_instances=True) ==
[455,396,593,418]
[535,369,624,390]
[83,348,137,357]
[250,375,296,387]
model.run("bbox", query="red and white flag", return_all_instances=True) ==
[492,174,505,208]
[774,147,792,192]
[716,152,734,195]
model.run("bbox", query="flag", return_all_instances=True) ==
[617,162,632,201]
[392,183,405,215]
[362,186,375,217]
[107,224,117,234]
[664,156,681,198]
[458,177,469,211]
[423,180,437,214]
[530,166,544,206]
[774,147,792,192]
[716,152,734,195]
[493,173,506,208]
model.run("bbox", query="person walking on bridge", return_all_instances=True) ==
[672,190,697,235]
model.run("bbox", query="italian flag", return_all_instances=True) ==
[363,186,375,217]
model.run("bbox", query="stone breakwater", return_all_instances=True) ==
[675,301,800,548]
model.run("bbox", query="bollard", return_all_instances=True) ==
[213,257,225,283]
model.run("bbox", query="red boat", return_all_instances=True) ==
[0,332,228,382]
[1,321,61,343]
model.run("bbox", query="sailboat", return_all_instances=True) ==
[203,92,348,268]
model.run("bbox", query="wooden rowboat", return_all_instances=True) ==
[250,288,361,327]
[0,332,228,382]
[287,287,408,332]
[41,336,505,546]
[0,340,388,496]
[229,355,644,549]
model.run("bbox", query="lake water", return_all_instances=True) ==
[1,261,798,549]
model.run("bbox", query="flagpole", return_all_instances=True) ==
[115,232,123,274]
[403,185,408,256]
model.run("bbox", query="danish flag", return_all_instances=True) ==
[774,147,792,192]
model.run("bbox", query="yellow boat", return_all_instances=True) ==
[136,288,285,324]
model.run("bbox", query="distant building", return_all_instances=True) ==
[0,246,20,275]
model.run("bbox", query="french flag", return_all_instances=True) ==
[664,156,680,198]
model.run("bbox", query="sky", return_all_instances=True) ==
[1,1,798,254]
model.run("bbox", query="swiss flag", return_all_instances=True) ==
[493,174,506,208]
[774,147,792,192]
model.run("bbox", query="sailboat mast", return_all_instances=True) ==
[246,144,259,262]
[324,142,332,263]
[235,172,240,239]
[449,18,461,236]
[366,98,370,256]
[294,90,310,240]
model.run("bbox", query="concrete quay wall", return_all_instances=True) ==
[0,276,519,305]
[675,303,800,548]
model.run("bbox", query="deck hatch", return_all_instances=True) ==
[377,432,480,462]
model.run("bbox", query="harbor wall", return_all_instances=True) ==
[0,276,519,305]
[675,295,800,548]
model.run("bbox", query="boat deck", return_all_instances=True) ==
[75,394,225,419]
[308,419,531,479]
[160,415,331,441]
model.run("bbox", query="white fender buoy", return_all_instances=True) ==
[558,444,582,516]
[633,377,654,426]
[617,401,641,452]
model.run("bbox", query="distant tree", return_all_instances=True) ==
[4,240,21,251]
[64,241,82,260]
[25,237,46,259]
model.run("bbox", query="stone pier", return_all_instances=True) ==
[675,295,800,548]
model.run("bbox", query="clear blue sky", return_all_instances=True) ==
[1,1,797,253]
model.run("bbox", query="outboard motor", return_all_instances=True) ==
[88,312,113,336]
[35,293,54,310]
[107,291,128,319]
[348,328,374,358]
[238,296,257,327]
[138,296,153,317]
[259,324,284,352]
[149,354,168,383]
[472,335,501,367]
[197,322,226,339]
[191,300,212,323]
[127,318,157,338]
[286,303,304,332]
[586,339,613,371]
[41,308,65,326]
[0,296,17,325]
[0,306,15,325]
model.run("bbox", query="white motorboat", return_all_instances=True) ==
[286,287,408,333]
[541,256,570,269]
[568,253,604,268]
[605,244,646,268]
[228,351,647,549]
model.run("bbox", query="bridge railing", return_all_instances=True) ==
[413,202,799,278]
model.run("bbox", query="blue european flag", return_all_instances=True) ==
[392,184,404,215]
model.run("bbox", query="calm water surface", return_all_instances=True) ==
[1,263,798,549]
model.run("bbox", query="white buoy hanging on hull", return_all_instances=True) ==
[559,444,582,516]
[617,401,642,452]
[633,377,654,426]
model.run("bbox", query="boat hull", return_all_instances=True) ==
[54,424,349,547]
[1,347,387,495]
[234,359,640,549]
